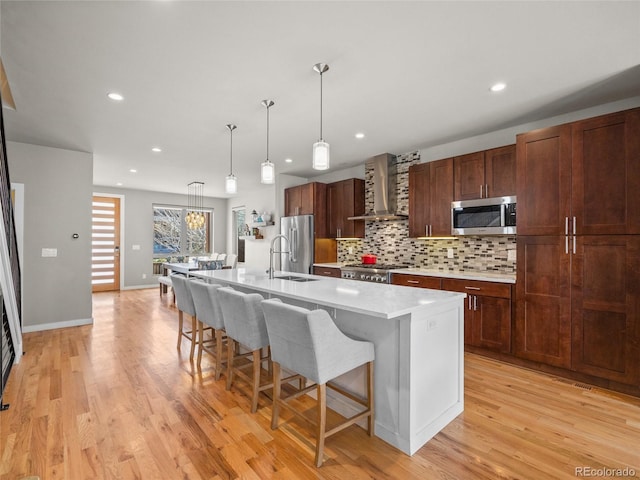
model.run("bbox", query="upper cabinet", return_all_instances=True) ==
[284,182,328,237]
[516,108,640,236]
[454,144,516,201]
[327,178,365,238]
[408,158,453,237]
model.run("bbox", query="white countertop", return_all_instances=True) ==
[393,268,516,284]
[191,268,464,319]
[312,263,516,283]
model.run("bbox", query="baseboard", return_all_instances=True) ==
[121,284,157,291]
[22,317,93,333]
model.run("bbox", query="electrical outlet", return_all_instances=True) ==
[142,273,147,279]
[447,248,454,259]
[348,246,354,255]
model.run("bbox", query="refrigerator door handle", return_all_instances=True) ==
[290,228,297,262]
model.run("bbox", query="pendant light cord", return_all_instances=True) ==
[266,104,270,160]
[229,128,233,175]
[319,71,323,141]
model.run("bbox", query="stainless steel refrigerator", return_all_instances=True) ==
[280,215,314,274]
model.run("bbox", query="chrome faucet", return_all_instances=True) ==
[268,234,291,279]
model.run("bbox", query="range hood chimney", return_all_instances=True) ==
[348,153,408,221]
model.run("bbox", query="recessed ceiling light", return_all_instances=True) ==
[129,169,137,173]
[490,82,506,92]
[285,158,293,163]
[107,92,124,101]
[355,132,365,139]
[151,147,162,153]
[116,182,123,186]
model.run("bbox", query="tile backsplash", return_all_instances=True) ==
[337,150,516,274]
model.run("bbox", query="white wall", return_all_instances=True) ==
[8,141,93,331]
[420,96,640,163]
[226,183,278,270]
[95,186,227,288]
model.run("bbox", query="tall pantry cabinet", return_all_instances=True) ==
[516,107,640,387]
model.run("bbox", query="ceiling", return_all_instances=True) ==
[2,1,640,198]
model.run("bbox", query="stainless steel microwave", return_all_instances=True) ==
[451,196,516,235]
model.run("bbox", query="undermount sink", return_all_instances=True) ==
[275,275,319,282]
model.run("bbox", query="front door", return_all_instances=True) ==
[91,196,121,292]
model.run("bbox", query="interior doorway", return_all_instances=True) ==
[91,196,121,292]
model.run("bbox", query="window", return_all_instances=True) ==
[153,205,213,257]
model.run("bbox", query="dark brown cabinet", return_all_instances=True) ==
[571,235,640,384]
[408,158,453,237]
[515,107,640,389]
[390,273,442,289]
[442,278,512,353]
[515,236,572,368]
[516,108,640,236]
[327,178,365,239]
[313,266,341,278]
[572,109,640,235]
[454,145,516,201]
[284,182,327,238]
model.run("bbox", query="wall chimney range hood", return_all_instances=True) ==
[348,153,408,221]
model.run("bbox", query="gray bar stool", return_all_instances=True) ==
[170,275,199,361]
[216,287,272,413]
[189,281,227,378]
[261,298,375,467]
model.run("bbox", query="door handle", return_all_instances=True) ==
[464,286,481,290]
[468,295,472,310]
[407,280,420,284]
[565,235,569,254]
[565,217,568,235]
[573,216,576,235]
[573,235,576,255]
[485,184,489,198]
[480,185,483,198]
[473,295,477,311]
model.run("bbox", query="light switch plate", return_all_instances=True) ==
[132,244,140,250]
[42,248,57,257]
[447,248,454,259]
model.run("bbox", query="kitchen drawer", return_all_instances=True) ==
[313,266,341,278]
[391,273,442,289]
[441,278,511,299]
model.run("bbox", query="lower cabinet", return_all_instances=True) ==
[391,273,513,353]
[441,279,512,353]
[516,235,640,386]
[313,266,341,278]
[390,273,441,289]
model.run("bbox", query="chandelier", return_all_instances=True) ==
[185,181,206,230]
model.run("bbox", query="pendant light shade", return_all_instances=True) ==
[312,63,330,171]
[261,99,275,184]
[225,124,237,194]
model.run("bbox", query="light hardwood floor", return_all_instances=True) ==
[1,288,639,479]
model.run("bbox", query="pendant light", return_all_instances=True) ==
[312,63,330,170]
[261,99,275,184]
[185,181,205,230]
[225,124,237,194]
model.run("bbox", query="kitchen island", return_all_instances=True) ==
[191,268,465,455]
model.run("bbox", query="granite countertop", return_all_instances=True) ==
[190,268,464,319]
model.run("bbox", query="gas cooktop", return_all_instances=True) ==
[343,263,410,270]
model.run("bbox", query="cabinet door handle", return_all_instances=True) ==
[426,225,429,237]
[473,295,477,311]
[464,286,481,290]
[468,295,472,310]
[480,185,483,198]
[573,235,576,255]
[337,228,341,238]
[485,184,489,197]
[565,235,569,254]
[573,216,576,235]
[407,280,420,284]
[565,217,569,235]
